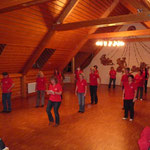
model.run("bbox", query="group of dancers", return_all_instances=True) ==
[0,65,149,126]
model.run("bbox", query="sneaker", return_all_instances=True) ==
[140,99,143,101]
[129,119,133,122]
[122,117,127,120]
[53,124,59,127]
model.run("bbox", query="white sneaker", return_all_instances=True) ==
[129,119,133,122]
[140,99,143,101]
[122,117,127,120]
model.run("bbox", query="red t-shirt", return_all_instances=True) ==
[76,79,87,93]
[89,73,99,86]
[134,74,144,87]
[1,77,13,93]
[95,69,99,74]
[75,70,83,80]
[36,77,47,91]
[124,82,137,100]
[109,70,116,79]
[49,83,62,102]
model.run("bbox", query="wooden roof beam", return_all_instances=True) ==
[54,11,150,31]
[59,0,120,70]
[22,0,79,74]
[0,0,52,14]
[88,29,150,39]
[121,0,150,28]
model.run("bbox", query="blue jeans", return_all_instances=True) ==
[2,93,12,111]
[108,78,116,88]
[77,93,85,112]
[46,100,61,124]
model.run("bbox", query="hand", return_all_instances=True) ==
[133,98,137,102]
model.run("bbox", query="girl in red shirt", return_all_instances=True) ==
[89,67,101,104]
[122,75,137,121]
[54,69,63,85]
[75,67,83,82]
[108,67,116,89]
[75,73,87,113]
[135,70,144,101]
[36,71,47,107]
[46,76,62,127]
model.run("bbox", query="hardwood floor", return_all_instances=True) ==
[0,84,150,150]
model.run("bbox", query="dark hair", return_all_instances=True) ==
[128,75,134,79]
[94,65,98,69]
[125,68,130,72]
[50,76,58,84]
[2,72,8,76]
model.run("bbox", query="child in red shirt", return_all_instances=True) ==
[1,72,14,113]
[75,73,87,113]
[89,67,101,104]
[36,71,47,107]
[108,67,116,89]
[46,76,62,127]
[123,75,137,121]
[135,70,144,100]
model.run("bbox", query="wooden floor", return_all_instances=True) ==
[0,84,150,150]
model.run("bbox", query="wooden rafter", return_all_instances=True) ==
[0,0,52,14]
[88,29,150,39]
[54,11,150,31]
[22,0,79,74]
[121,0,150,28]
[59,0,120,70]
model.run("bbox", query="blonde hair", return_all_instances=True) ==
[37,71,44,77]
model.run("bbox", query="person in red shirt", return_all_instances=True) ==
[122,75,137,121]
[142,67,149,94]
[46,76,62,127]
[75,73,87,113]
[108,67,116,89]
[89,67,101,104]
[1,72,14,113]
[36,71,47,107]
[135,70,144,100]
[75,67,83,82]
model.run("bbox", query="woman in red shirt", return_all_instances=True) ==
[75,73,87,113]
[122,75,137,121]
[108,67,116,89]
[46,76,62,127]
[36,71,47,107]
[135,70,144,101]
[89,67,101,104]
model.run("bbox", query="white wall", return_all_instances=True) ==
[83,23,150,87]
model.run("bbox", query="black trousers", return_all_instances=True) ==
[108,78,116,89]
[136,87,143,99]
[46,100,61,124]
[145,80,148,93]
[124,99,134,119]
[90,85,98,104]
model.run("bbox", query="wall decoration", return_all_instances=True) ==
[116,57,127,72]
[100,54,114,66]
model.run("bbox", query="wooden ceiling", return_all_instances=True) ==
[0,0,150,74]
